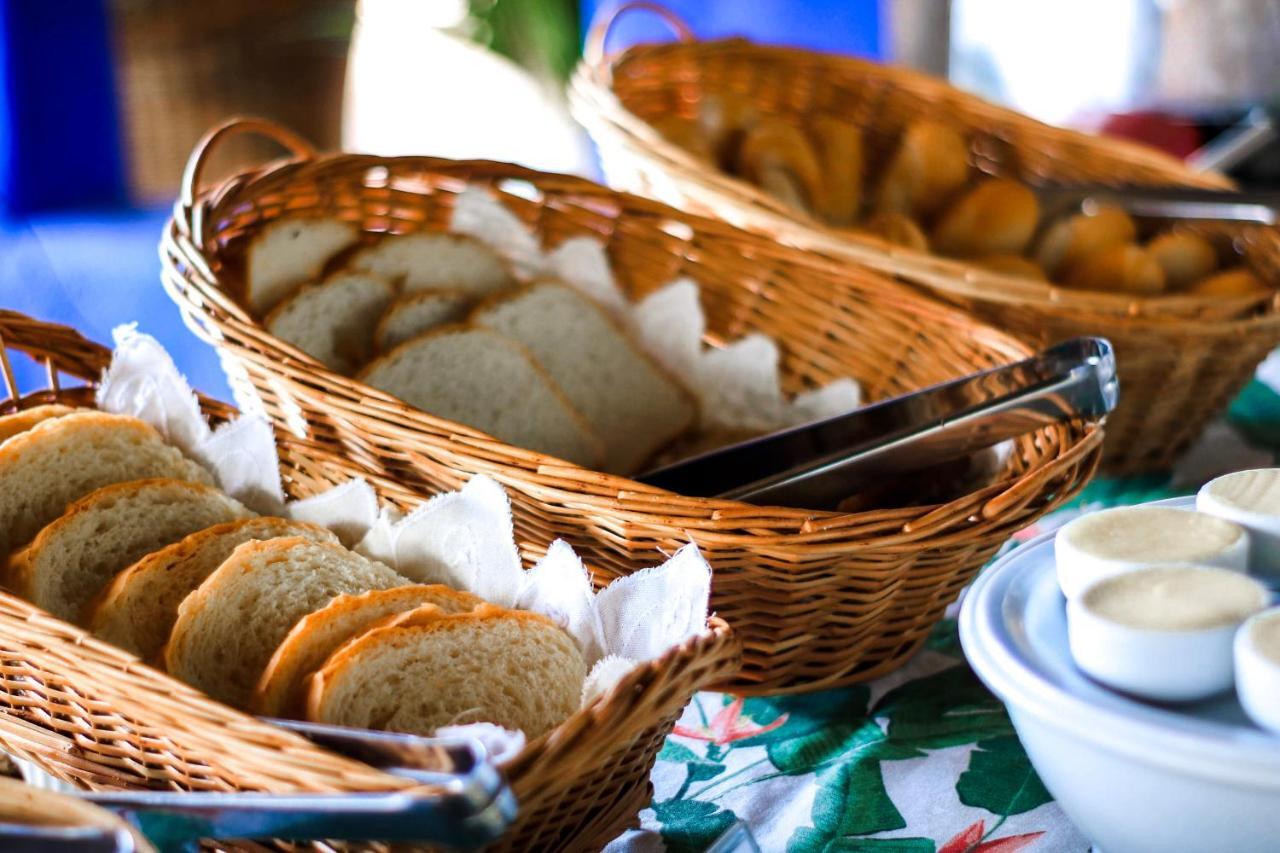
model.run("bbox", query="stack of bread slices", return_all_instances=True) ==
[0,407,585,738]
[250,218,696,474]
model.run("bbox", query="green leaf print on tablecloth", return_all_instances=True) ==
[956,736,1052,818]
[652,799,739,853]
[787,760,909,852]
[874,664,1015,750]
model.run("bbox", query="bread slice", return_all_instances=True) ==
[358,327,602,468]
[86,517,337,661]
[348,233,514,296]
[0,404,79,445]
[0,412,212,559]
[374,290,473,352]
[246,218,360,314]
[165,536,406,708]
[471,282,696,473]
[9,478,252,623]
[253,584,483,717]
[307,603,585,738]
[264,272,394,373]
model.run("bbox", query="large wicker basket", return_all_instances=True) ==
[161,117,1103,695]
[569,2,1280,475]
[0,310,739,852]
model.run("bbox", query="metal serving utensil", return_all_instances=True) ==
[1033,184,1280,226]
[0,724,515,852]
[639,337,1116,510]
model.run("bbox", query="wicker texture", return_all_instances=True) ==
[569,3,1280,474]
[0,310,740,852]
[160,117,1102,695]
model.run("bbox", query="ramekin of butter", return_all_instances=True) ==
[1198,468,1280,579]
[1236,607,1280,734]
[1054,505,1249,600]
[1068,565,1270,701]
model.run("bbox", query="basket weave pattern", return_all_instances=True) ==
[568,5,1280,474]
[161,118,1102,694]
[0,310,740,851]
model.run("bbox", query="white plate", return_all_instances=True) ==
[960,496,1280,853]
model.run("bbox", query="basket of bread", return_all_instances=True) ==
[0,309,739,850]
[569,1,1280,475]
[161,116,1102,695]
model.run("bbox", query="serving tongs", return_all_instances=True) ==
[2,720,515,852]
[639,337,1116,510]
[1034,184,1280,226]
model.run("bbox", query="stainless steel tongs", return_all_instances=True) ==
[639,337,1116,509]
[1,720,516,852]
[1034,184,1280,226]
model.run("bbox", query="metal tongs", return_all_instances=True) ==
[639,337,1116,509]
[2,720,515,852]
[1034,184,1280,226]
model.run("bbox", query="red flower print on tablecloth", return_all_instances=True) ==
[939,819,1044,853]
[672,697,788,745]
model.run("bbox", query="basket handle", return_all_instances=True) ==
[179,116,318,211]
[584,1,695,67]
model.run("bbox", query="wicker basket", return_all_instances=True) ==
[568,2,1280,475]
[161,116,1103,695]
[0,309,739,852]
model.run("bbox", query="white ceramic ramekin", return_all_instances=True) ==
[1236,607,1280,734]
[1199,469,1280,580]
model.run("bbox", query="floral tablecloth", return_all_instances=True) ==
[609,353,1280,853]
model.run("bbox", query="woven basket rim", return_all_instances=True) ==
[161,121,1103,542]
[570,11,1280,324]
[0,309,742,814]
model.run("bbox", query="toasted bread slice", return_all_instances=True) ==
[358,326,602,468]
[374,290,473,352]
[307,603,585,738]
[0,412,212,558]
[87,517,337,660]
[471,282,695,473]
[246,218,360,314]
[165,536,406,708]
[253,584,483,717]
[9,478,252,623]
[348,233,514,296]
[264,271,394,373]
[0,404,80,446]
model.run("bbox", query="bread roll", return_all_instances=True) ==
[0,412,212,558]
[737,120,823,214]
[873,120,970,218]
[698,92,759,167]
[166,536,407,708]
[307,603,586,738]
[1189,267,1266,297]
[811,117,864,226]
[1064,244,1166,295]
[856,212,929,252]
[930,179,1040,258]
[10,478,253,623]
[1147,231,1218,290]
[87,516,337,661]
[975,254,1047,280]
[254,584,483,717]
[1034,206,1137,276]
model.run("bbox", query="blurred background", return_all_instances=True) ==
[3,0,1279,396]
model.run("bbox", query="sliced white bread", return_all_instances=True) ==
[307,603,586,738]
[253,584,483,717]
[9,478,253,623]
[0,404,80,445]
[264,271,394,373]
[0,412,212,559]
[165,536,406,708]
[86,517,337,661]
[347,233,514,296]
[246,217,360,315]
[374,290,473,352]
[358,327,603,468]
[471,282,696,473]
